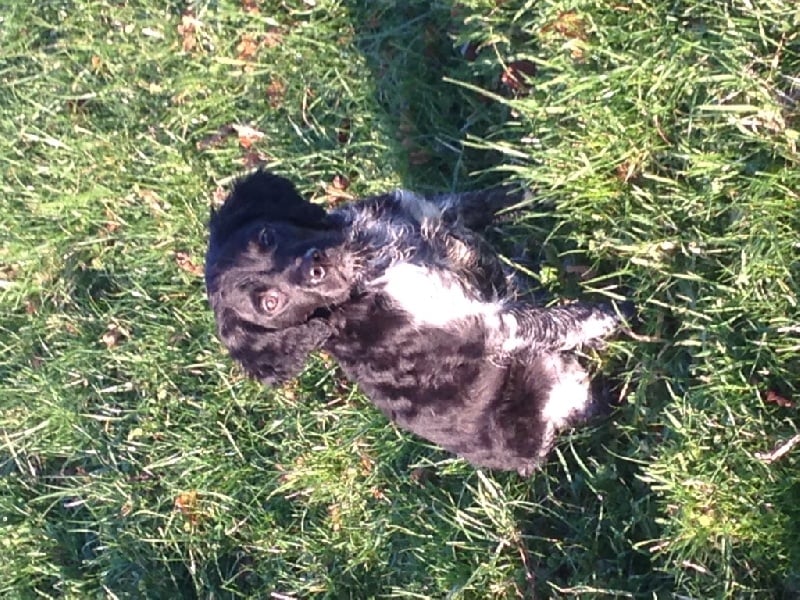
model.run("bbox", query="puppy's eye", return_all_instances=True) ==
[259,290,282,314]
[258,227,274,248]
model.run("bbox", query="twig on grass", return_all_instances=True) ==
[755,434,800,464]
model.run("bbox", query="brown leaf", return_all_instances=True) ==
[359,452,374,475]
[765,390,794,408]
[241,0,259,13]
[175,251,203,277]
[236,33,259,61]
[370,486,389,502]
[337,118,351,144]
[25,297,39,315]
[231,124,265,149]
[541,10,588,40]
[177,12,200,52]
[196,124,235,151]
[262,29,283,49]
[137,188,168,215]
[501,59,537,92]
[331,173,349,191]
[241,150,269,169]
[409,467,437,485]
[211,186,227,208]
[615,160,639,183]
[266,78,286,109]
[323,176,355,205]
[328,504,342,531]
[101,324,127,348]
[174,490,200,524]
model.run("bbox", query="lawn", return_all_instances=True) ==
[1,0,798,597]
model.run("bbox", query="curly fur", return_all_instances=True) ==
[205,170,630,475]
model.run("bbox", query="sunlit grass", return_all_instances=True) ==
[1,0,798,597]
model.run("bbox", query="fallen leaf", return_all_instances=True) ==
[266,78,286,109]
[236,33,259,60]
[175,251,203,277]
[323,176,355,204]
[211,186,227,208]
[337,118,351,144]
[331,173,349,191]
[541,10,588,40]
[765,389,794,408]
[196,124,235,151]
[103,207,122,234]
[24,297,39,315]
[137,188,168,214]
[241,149,269,168]
[241,0,259,13]
[262,29,283,49]
[359,452,374,474]
[370,486,389,502]
[177,12,201,52]
[174,490,200,524]
[410,467,437,485]
[101,324,128,348]
[615,160,639,183]
[501,59,537,92]
[231,124,265,149]
[91,55,103,72]
[328,504,342,531]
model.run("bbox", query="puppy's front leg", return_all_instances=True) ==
[498,301,633,352]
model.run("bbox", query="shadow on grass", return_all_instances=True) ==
[343,1,512,192]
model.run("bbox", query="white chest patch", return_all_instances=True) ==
[374,263,499,328]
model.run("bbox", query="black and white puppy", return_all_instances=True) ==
[205,171,629,475]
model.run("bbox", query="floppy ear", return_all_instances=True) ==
[219,311,333,386]
[209,170,329,242]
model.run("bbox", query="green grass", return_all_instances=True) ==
[1,0,799,597]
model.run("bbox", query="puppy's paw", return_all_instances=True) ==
[580,301,635,350]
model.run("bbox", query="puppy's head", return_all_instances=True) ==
[205,171,352,384]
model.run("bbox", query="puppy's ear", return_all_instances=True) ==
[219,313,333,386]
[210,170,328,239]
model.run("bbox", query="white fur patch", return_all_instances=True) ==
[562,312,619,349]
[375,263,498,328]
[539,356,592,430]
[374,262,535,356]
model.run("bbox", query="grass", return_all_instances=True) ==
[1,0,798,597]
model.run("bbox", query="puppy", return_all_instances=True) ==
[205,171,629,475]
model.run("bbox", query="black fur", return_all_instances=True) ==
[205,170,629,475]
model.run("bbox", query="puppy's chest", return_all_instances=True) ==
[373,262,499,328]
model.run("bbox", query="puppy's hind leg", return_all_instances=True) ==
[499,300,635,352]
[430,185,532,230]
